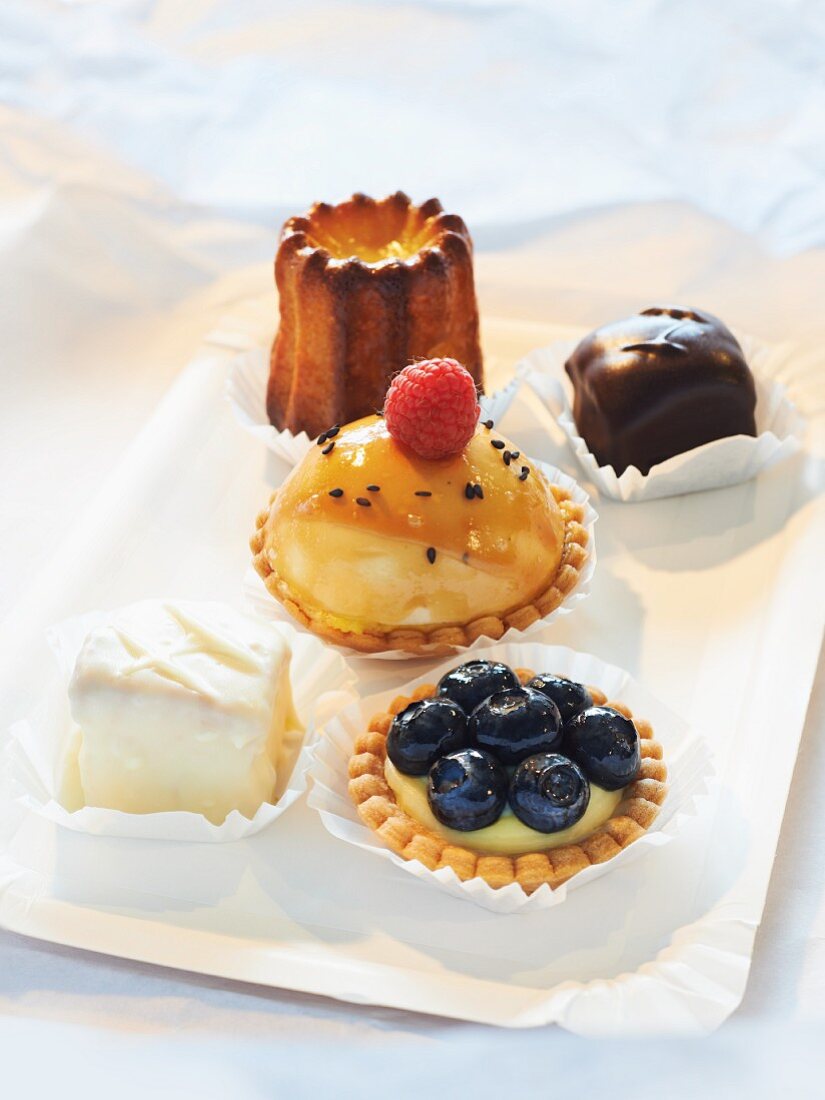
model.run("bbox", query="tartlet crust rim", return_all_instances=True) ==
[250,482,590,656]
[346,670,668,894]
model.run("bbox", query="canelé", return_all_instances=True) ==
[267,193,483,438]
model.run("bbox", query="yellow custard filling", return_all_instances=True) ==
[384,757,622,856]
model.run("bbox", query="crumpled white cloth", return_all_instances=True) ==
[1,0,824,253]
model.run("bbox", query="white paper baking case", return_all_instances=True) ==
[308,642,712,913]
[227,345,523,466]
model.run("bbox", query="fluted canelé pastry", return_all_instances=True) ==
[565,305,757,476]
[252,359,590,655]
[267,192,483,438]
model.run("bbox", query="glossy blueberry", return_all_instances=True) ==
[508,753,590,833]
[427,748,508,831]
[386,698,468,776]
[527,674,593,725]
[468,686,562,765]
[436,660,520,716]
[563,706,641,791]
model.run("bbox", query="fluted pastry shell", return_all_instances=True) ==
[251,417,590,656]
[347,670,667,894]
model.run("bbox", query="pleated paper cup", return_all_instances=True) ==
[3,606,357,843]
[308,642,712,913]
[226,346,522,466]
[519,333,805,502]
[244,460,597,661]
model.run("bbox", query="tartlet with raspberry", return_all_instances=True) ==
[251,358,591,655]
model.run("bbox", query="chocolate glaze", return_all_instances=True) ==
[565,306,757,476]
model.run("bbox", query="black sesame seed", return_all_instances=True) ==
[473,484,484,499]
[483,419,494,429]
[491,439,505,450]
[328,488,344,498]
[321,441,335,455]
[511,451,520,460]
[503,451,512,466]
[366,484,380,492]
[414,490,432,497]
[519,467,530,481]
[326,425,341,438]
[426,547,437,564]
[464,482,475,500]
[317,432,329,446]
[356,497,372,507]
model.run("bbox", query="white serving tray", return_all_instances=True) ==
[0,313,823,1035]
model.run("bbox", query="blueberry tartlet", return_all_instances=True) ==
[348,660,667,892]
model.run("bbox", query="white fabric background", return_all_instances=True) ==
[1,0,825,1095]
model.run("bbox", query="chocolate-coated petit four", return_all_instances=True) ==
[565,306,757,476]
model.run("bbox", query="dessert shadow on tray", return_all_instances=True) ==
[237,786,747,988]
[598,449,816,574]
[42,752,745,988]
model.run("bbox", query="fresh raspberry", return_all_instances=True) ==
[384,358,480,460]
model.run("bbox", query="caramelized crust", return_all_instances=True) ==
[347,673,667,893]
[268,192,483,437]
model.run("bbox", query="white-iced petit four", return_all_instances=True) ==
[68,600,298,823]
